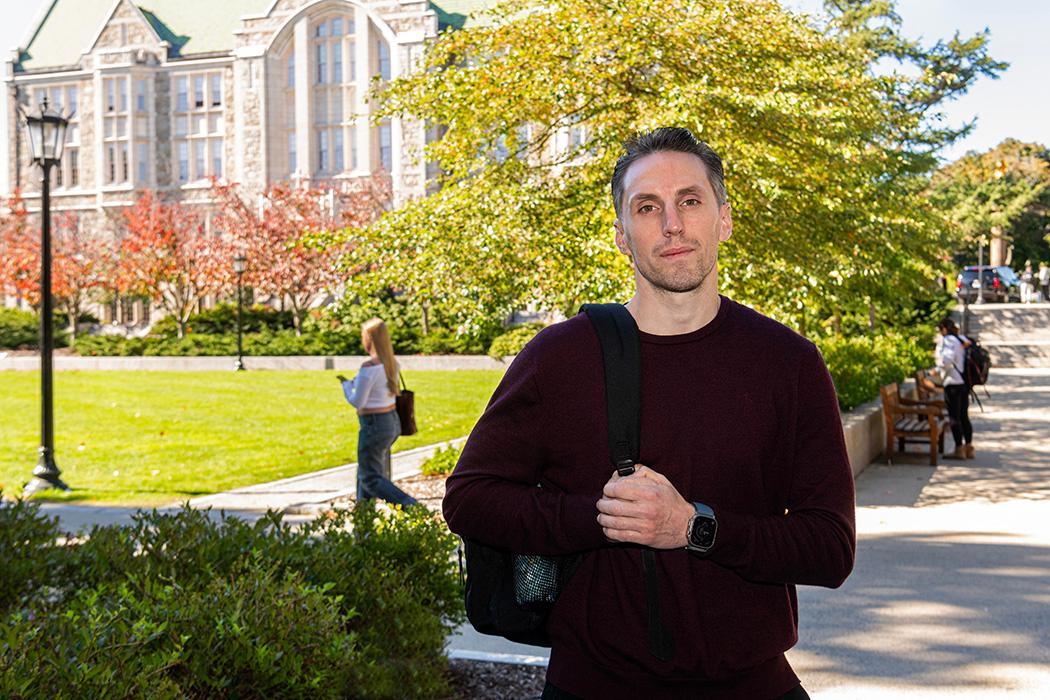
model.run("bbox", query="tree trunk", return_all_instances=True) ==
[421,304,430,336]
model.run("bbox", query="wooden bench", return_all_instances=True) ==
[914,369,946,406]
[880,382,950,465]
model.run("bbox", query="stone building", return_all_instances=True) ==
[1,0,491,322]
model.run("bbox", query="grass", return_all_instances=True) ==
[0,369,504,506]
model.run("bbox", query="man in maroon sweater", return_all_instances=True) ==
[443,128,856,699]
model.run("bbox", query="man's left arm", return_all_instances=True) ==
[598,345,856,588]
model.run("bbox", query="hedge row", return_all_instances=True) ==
[0,500,463,699]
[816,331,932,411]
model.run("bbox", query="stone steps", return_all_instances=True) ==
[954,303,1050,367]
[981,341,1050,369]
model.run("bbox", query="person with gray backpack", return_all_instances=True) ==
[443,128,856,699]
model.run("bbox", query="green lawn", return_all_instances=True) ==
[0,370,504,506]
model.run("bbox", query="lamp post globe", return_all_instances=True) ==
[233,254,247,371]
[21,98,70,496]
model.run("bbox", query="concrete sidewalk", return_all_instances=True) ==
[38,437,464,532]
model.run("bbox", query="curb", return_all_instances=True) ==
[280,437,467,515]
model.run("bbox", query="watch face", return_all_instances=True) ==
[689,516,717,550]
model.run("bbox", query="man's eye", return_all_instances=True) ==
[638,204,657,214]
[681,198,701,207]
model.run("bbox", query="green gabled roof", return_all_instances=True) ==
[18,0,501,72]
[430,0,502,31]
[18,0,116,71]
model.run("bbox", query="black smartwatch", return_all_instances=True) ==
[685,502,717,554]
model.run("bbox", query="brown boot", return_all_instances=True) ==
[965,444,975,459]
[945,445,966,460]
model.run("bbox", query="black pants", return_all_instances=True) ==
[541,682,810,700]
[944,383,973,447]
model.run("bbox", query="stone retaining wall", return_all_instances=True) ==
[0,354,509,372]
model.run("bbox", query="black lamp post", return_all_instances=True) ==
[21,98,70,496]
[233,253,247,371]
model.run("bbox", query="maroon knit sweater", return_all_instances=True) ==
[443,297,856,699]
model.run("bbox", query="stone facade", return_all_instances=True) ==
[3,0,438,229]
[2,0,442,321]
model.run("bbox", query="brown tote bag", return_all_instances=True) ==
[395,372,417,436]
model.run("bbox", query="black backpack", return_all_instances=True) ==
[461,304,674,660]
[953,334,991,386]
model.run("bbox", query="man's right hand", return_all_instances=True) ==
[596,465,694,550]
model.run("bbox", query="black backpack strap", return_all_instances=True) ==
[580,302,675,662]
[580,303,641,476]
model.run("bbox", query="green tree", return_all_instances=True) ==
[335,0,1001,335]
[930,139,1050,267]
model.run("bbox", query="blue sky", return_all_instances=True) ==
[2,0,1047,163]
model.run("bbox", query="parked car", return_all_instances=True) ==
[956,265,1021,303]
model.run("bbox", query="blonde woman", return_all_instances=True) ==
[337,318,418,506]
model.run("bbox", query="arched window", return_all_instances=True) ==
[312,14,356,176]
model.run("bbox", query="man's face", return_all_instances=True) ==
[614,151,732,295]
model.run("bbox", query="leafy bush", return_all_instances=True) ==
[817,331,932,411]
[488,322,546,358]
[0,500,63,614]
[148,303,295,338]
[419,444,463,477]
[0,500,463,699]
[0,308,39,349]
[334,290,503,355]
[0,568,358,700]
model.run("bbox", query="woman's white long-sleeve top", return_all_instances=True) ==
[341,363,396,409]
[936,334,969,386]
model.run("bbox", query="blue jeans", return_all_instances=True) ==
[357,410,417,506]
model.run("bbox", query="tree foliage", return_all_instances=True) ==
[929,139,1050,265]
[333,0,1001,335]
[212,177,390,335]
[0,191,115,339]
[117,191,229,338]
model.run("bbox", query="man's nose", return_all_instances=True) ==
[663,207,684,236]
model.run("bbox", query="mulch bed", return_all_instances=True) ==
[337,472,549,699]
[446,659,547,699]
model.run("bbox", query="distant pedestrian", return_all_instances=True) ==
[338,318,417,506]
[936,318,974,460]
[1020,261,1036,303]
[1039,261,1049,303]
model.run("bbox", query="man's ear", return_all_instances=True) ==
[614,220,631,256]
[718,203,733,243]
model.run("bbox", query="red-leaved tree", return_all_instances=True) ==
[51,213,117,341]
[118,190,231,338]
[0,190,39,306]
[211,176,390,335]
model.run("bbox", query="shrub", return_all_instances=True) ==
[0,567,358,700]
[73,334,146,356]
[817,331,932,411]
[0,308,39,349]
[148,303,295,338]
[0,500,63,615]
[0,502,463,699]
[334,290,503,354]
[419,443,463,477]
[488,322,546,358]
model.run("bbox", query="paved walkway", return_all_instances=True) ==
[448,368,1050,697]
[39,438,464,532]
